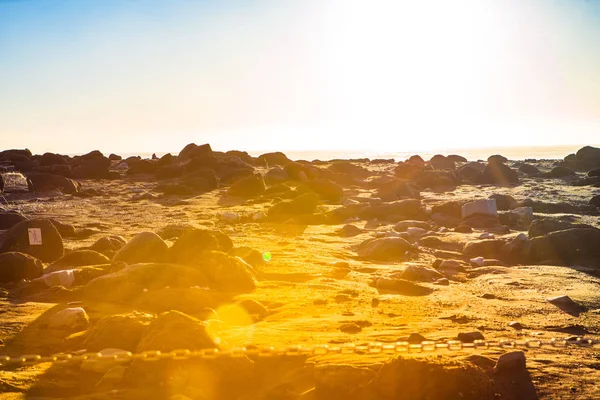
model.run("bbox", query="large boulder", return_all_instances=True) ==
[267,193,320,219]
[356,237,416,261]
[481,162,519,185]
[376,180,420,202]
[0,252,43,283]
[518,163,541,176]
[26,173,79,194]
[112,232,169,264]
[88,235,127,255]
[85,313,153,352]
[529,228,600,266]
[590,195,600,208]
[193,250,256,293]
[463,239,507,258]
[257,152,291,166]
[168,229,220,265]
[45,250,110,273]
[178,143,213,163]
[575,146,600,168]
[429,155,455,170]
[0,219,64,262]
[394,162,422,180]
[528,218,595,238]
[304,178,344,201]
[83,263,210,303]
[227,173,266,198]
[0,212,27,230]
[40,152,68,166]
[546,166,576,178]
[413,170,458,190]
[72,156,111,179]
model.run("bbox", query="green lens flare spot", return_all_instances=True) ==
[262,252,272,262]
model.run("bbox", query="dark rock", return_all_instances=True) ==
[463,239,507,258]
[431,201,462,218]
[394,220,431,232]
[257,152,291,166]
[88,236,127,255]
[590,195,600,208]
[267,193,320,219]
[529,228,600,267]
[457,331,485,343]
[407,155,425,166]
[72,156,111,179]
[339,224,362,237]
[0,219,64,262]
[359,199,426,221]
[48,219,77,238]
[481,162,519,185]
[26,173,79,194]
[395,265,443,282]
[458,162,485,182]
[356,237,415,261]
[304,178,344,201]
[0,174,3,193]
[264,167,288,184]
[112,232,169,264]
[376,179,420,202]
[546,166,576,178]
[85,313,152,352]
[0,212,27,230]
[227,174,267,198]
[127,160,158,175]
[414,170,458,190]
[575,145,600,167]
[329,161,371,178]
[429,155,455,170]
[447,154,467,163]
[528,218,595,238]
[108,154,122,161]
[519,163,541,175]
[339,323,362,334]
[488,154,508,164]
[499,234,530,265]
[454,224,473,233]
[229,247,264,267]
[45,250,110,273]
[0,252,43,283]
[192,250,256,293]
[168,229,220,265]
[520,198,599,215]
[588,168,600,177]
[178,143,213,163]
[489,194,517,210]
[40,152,68,166]
[394,162,422,179]
[83,263,210,303]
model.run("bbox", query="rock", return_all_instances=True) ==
[395,265,444,282]
[267,193,320,219]
[499,233,530,265]
[0,219,64,262]
[374,277,434,295]
[376,179,420,202]
[414,170,458,190]
[489,194,518,210]
[575,145,600,167]
[86,313,152,352]
[229,247,264,267]
[227,173,266,198]
[48,307,89,330]
[113,232,169,264]
[407,155,425,166]
[135,287,216,315]
[72,156,111,179]
[394,162,422,179]
[238,299,269,319]
[458,162,485,182]
[432,201,462,218]
[519,163,541,175]
[108,154,122,161]
[430,154,455,170]
[0,252,43,283]
[339,224,362,237]
[494,351,526,373]
[463,239,507,258]
[169,229,220,265]
[26,173,80,194]
[329,161,371,177]
[178,143,213,163]
[590,195,600,207]
[257,152,291,166]
[340,323,362,334]
[588,168,600,177]
[488,154,508,164]
[528,218,594,238]
[394,220,431,232]
[315,365,376,399]
[358,199,426,221]
[45,250,110,274]
[304,178,344,201]
[509,321,524,330]
[0,212,27,230]
[499,206,533,229]
[546,166,576,178]
[375,357,494,400]
[461,214,505,231]
[437,259,466,272]
[193,251,256,293]
[264,167,288,184]
[0,174,4,193]
[457,331,485,343]
[454,225,473,233]
[462,199,498,219]
[447,154,467,163]
[356,237,415,261]
[88,235,127,255]
[481,162,519,185]
[546,295,582,316]
[529,228,600,266]
[83,263,210,304]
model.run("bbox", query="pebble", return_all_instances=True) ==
[509,321,524,330]
[457,331,485,343]
[339,323,362,334]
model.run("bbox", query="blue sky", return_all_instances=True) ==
[1,0,600,155]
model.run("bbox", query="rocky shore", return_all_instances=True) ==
[1,144,600,399]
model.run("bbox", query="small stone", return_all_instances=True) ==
[340,323,362,334]
[371,298,380,307]
[434,278,450,286]
[48,307,89,330]
[546,295,582,316]
[457,331,485,343]
[509,321,524,330]
[481,293,496,299]
[404,332,428,344]
[335,294,352,303]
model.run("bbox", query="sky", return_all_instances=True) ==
[1,0,600,156]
